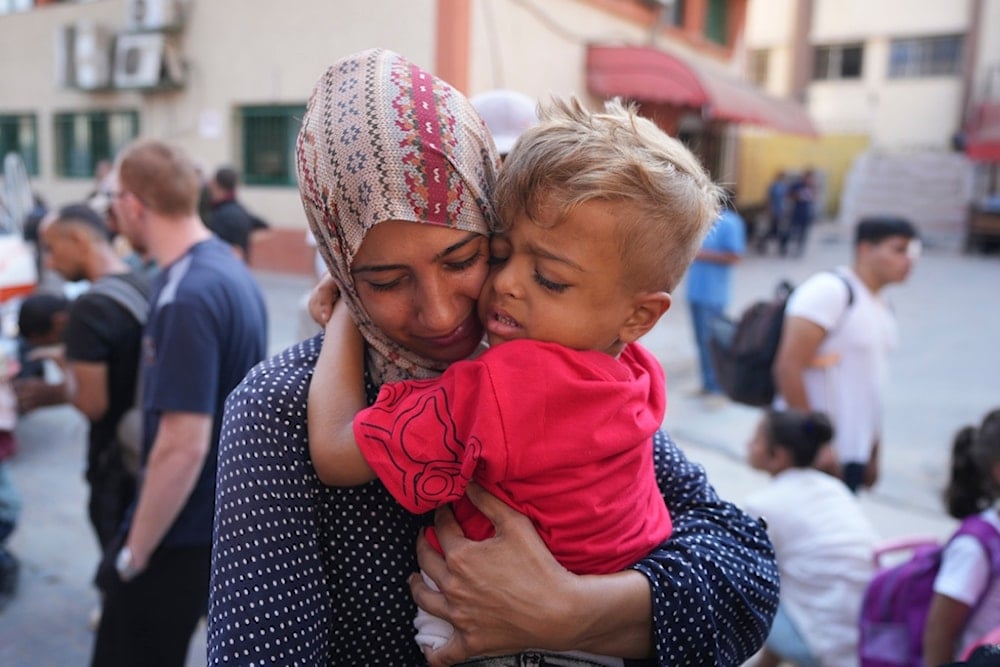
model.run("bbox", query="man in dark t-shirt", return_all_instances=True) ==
[40,203,150,551]
[205,166,268,263]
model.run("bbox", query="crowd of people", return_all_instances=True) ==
[0,45,995,667]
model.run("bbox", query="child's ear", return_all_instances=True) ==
[618,291,671,345]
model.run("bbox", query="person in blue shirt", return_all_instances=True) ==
[686,195,746,401]
[758,170,788,254]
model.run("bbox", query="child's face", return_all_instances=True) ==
[477,199,637,354]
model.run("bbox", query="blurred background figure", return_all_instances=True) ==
[924,409,1000,664]
[205,166,269,263]
[781,169,818,257]
[757,170,788,255]
[470,89,539,159]
[686,193,745,407]
[744,408,878,667]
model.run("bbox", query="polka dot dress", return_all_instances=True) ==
[207,336,779,666]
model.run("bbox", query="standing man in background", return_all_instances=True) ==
[758,170,788,254]
[774,217,918,493]
[91,139,267,667]
[686,195,746,406]
[38,203,149,555]
[205,166,269,263]
[781,169,817,257]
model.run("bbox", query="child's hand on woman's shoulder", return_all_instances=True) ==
[308,274,340,327]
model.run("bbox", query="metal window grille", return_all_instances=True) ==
[241,105,307,186]
[889,35,964,79]
[53,110,138,178]
[0,114,39,176]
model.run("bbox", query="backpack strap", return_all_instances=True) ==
[945,515,1000,616]
[87,274,149,325]
[829,269,855,309]
[953,515,1000,574]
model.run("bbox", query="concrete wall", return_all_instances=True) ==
[744,0,796,96]
[0,0,437,230]
[811,0,970,41]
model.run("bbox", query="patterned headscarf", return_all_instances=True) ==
[298,48,501,385]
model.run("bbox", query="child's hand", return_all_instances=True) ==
[308,274,340,327]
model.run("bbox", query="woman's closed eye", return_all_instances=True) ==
[366,276,405,292]
[445,252,485,272]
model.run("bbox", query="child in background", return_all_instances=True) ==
[924,409,1000,664]
[744,408,879,667]
[307,96,722,659]
[12,293,70,414]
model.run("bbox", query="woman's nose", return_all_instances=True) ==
[416,276,462,332]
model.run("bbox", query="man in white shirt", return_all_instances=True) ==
[774,217,919,492]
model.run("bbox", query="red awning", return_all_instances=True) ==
[586,44,817,137]
[965,102,1000,162]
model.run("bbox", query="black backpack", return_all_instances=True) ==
[709,272,853,407]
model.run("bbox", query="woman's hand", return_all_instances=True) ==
[409,484,653,666]
[308,274,340,327]
[410,483,575,666]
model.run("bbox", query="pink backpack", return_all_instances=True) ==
[859,516,1000,667]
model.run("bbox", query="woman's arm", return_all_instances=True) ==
[412,430,779,666]
[631,430,778,663]
[306,300,376,486]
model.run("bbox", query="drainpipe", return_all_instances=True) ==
[789,0,814,104]
[960,0,983,127]
[435,0,471,93]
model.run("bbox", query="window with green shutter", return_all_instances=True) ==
[704,0,729,46]
[241,105,307,186]
[53,110,139,178]
[0,114,39,176]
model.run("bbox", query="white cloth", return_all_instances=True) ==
[781,267,898,464]
[744,468,879,667]
[934,509,1000,658]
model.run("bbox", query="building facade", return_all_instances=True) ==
[744,0,1000,229]
[1,0,809,271]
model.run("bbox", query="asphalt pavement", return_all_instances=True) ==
[0,223,996,666]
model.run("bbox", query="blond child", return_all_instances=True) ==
[307,97,721,660]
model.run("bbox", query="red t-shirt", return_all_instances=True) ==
[355,340,671,574]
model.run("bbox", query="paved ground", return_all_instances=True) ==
[0,223,996,665]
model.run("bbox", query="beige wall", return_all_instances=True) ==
[467,0,645,103]
[812,0,970,41]
[2,0,761,242]
[0,0,438,227]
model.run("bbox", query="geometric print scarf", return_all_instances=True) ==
[297,48,501,385]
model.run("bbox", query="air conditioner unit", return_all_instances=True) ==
[126,0,185,32]
[54,22,113,89]
[55,24,77,88]
[113,32,165,88]
[74,21,114,90]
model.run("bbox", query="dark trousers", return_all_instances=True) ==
[842,462,867,494]
[91,544,211,667]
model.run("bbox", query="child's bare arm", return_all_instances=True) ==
[307,299,376,486]
[307,273,339,327]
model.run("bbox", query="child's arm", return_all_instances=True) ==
[307,299,376,486]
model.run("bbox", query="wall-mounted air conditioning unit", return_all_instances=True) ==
[113,32,165,88]
[75,21,114,90]
[55,22,114,90]
[126,0,185,32]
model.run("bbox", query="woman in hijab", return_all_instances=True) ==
[208,48,778,666]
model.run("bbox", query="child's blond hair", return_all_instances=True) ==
[495,96,722,292]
